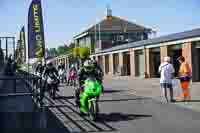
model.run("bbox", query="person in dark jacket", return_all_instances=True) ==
[5,54,14,75]
[35,62,43,76]
[75,59,102,106]
[43,61,59,92]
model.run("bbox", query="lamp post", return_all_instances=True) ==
[98,23,101,51]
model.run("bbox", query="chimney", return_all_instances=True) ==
[106,5,112,20]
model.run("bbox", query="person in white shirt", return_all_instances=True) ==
[159,56,175,103]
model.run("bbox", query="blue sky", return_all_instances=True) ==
[0,0,200,49]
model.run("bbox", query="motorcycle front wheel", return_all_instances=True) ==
[89,100,99,121]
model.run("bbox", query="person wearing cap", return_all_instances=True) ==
[159,56,175,103]
[177,56,192,101]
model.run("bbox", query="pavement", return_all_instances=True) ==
[104,77,200,112]
[43,78,200,133]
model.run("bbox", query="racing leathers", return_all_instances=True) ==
[75,66,103,106]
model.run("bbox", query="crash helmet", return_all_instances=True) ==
[83,59,93,72]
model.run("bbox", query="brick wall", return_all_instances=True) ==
[145,48,150,78]
[182,42,192,72]
[119,52,123,75]
[130,50,135,77]
[160,45,168,63]
[109,54,114,76]
[102,55,106,74]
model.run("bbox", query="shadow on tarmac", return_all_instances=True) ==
[99,97,152,103]
[55,95,75,100]
[43,93,153,133]
[175,100,200,103]
[103,89,127,93]
[97,113,152,122]
[45,95,117,133]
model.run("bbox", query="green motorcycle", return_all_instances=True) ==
[79,77,102,120]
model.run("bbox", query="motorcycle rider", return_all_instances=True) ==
[58,63,66,83]
[67,64,77,85]
[58,63,65,71]
[43,61,59,99]
[92,59,104,92]
[69,64,76,74]
[75,59,102,106]
[35,62,43,76]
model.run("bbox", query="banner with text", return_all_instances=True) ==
[28,0,45,59]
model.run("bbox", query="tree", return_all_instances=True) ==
[48,48,58,57]
[69,43,75,49]
[57,45,72,56]
[72,47,90,67]
[73,47,90,59]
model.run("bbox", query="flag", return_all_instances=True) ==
[16,40,22,64]
[28,0,45,59]
[20,26,26,63]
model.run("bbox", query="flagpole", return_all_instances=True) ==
[28,58,30,73]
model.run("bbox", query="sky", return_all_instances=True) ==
[0,0,200,49]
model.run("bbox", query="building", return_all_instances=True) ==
[48,8,200,82]
[49,28,200,82]
[90,28,200,82]
[73,7,153,54]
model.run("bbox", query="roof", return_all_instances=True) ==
[74,16,152,39]
[95,28,200,54]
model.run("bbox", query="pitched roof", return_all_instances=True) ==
[74,16,152,38]
[95,28,200,54]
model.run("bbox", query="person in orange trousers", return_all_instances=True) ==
[177,56,192,101]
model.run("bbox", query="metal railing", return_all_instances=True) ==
[0,71,44,108]
[17,70,44,108]
[0,70,47,129]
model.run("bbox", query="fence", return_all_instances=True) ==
[17,70,44,108]
[0,70,47,129]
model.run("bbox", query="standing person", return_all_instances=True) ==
[5,54,14,75]
[177,56,192,101]
[67,64,77,86]
[159,56,175,103]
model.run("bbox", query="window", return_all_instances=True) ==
[117,35,124,41]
